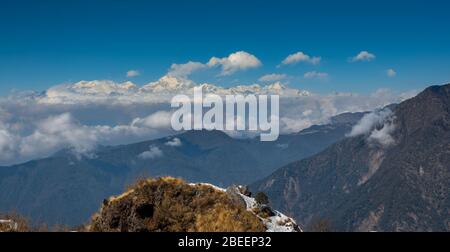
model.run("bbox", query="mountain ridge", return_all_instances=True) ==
[252,83,450,231]
[40,76,311,104]
[0,112,363,226]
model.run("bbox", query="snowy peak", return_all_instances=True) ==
[38,75,311,104]
[226,82,310,96]
[71,80,138,94]
[230,84,263,94]
[264,82,311,96]
[42,80,138,104]
[197,83,227,94]
[141,75,194,93]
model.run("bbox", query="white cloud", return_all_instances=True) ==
[275,88,411,134]
[207,51,262,75]
[347,109,392,137]
[165,137,182,147]
[350,51,376,62]
[302,109,313,117]
[280,117,315,133]
[369,120,396,147]
[138,145,163,159]
[164,51,261,78]
[387,69,396,77]
[304,71,329,79]
[19,113,99,159]
[347,108,396,147]
[0,126,17,160]
[258,74,287,82]
[126,70,140,78]
[281,52,321,65]
[131,111,173,129]
[0,108,177,165]
[168,61,207,78]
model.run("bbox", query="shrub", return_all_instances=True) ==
[255,192,269,205]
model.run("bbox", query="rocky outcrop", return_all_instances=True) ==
[89,177,300,232]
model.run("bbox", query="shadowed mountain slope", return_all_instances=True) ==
[252,84,450,231]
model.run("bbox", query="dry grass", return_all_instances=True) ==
[90,177,266,232]
[0,212,81,232]
[0,212,30,232]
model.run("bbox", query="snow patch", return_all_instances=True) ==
[189,182,226,192]
[189,183,301,232]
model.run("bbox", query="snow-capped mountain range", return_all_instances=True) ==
[40,75,311,104]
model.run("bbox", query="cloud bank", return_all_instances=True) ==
[0,76,416,165]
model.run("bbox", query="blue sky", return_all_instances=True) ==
[1,0,450,95]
